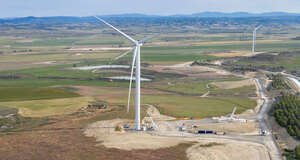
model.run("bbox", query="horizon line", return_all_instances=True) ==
[1,11,300,19]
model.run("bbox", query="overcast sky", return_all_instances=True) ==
[1,0,300,18]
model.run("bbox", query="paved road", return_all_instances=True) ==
[255,78,282,160]
[287,76,300,90]
[154,63,283,159]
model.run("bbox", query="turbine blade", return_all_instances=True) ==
[94,16,137,44]
[127,46,138,113]
[231,107,237,118]
[139,33,159,43]
[255,25,262,30]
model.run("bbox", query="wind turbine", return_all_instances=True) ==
[95,16,157,131]
[252,25,262,54]
[229,107,237,119]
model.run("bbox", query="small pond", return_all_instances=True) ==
[71,65,130,70]
[107,76,152,82]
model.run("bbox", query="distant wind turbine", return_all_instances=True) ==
[252,25,262,54]
[95,16,157,131]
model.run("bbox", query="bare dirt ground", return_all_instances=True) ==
[212,79,255,89]
[0,130,191,160]
[92,69,129,74]
[269,116,300,150]
[149,62,234,80]
[200,91,210,97]
[33,61,57,65]
[84,119,184,150]
[238,108,257,118]
[244,52,266,57]
[16,39,35,43]
[0,108,192,160]
[83,118,269,160]
[236,98,264,119]
[68,46,132,51]
[145,104,174,121]
[211,51,250,57]
[186,139,270,160]
[83,104,269,160]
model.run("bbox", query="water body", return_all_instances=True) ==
[108,76,152,82]
[72,65,130,70]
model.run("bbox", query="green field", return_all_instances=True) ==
[0,35,126,47]
[118,40,300,62]
[141,52,218,62]
[0,78,129,88]
[142,95,257,118]
[0,87,80,102]
[237,50,300,70]
[0,87,92,117]
[143,40,300,53]
[156,82,209,95]
[0,22,296,120]
[0,61,131,87]
[0,52,121,63]
[0,97,93,117]
[210,85,256,96]
[80,93,256,120]
[154,78,255,96]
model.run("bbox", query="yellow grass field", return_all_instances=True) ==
[211,51,250,57]
[0,96,94,117]
[211,79,255,89]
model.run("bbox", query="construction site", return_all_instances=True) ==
[1,9,300,160]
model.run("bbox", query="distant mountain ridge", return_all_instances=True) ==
[100,13,160,17]
[187,12,300,17]
[100,12,300,18]
[0,12,300,25]
[1,12,300,21]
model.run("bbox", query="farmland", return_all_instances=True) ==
[0,96,93,117]
[1,15,300,160]
[0,87,80,102]
[142,95,256,118]
[236,50,300,71]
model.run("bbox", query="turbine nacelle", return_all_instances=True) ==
[137,42,143,46]
[254,25,262,31]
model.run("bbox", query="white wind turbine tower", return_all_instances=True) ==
[252,25,262,54]
[95,16,157,131]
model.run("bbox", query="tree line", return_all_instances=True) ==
[283,145,300,160]
[267,74,290,90]
[273,94,300,139]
